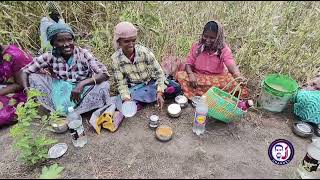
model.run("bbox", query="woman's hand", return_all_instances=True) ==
[188,73,197,88]
[233,73,247,84]
[71,83,84,104]
[157,92,165,110]
[185,65,197,88]
[0,71,24,96]
[0,85,19,96]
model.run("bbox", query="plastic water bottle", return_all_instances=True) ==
[66,107,82,122]
[297,139,320,179]
[67,107,87,147]
[192,99,208,136]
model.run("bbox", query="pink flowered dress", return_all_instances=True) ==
[0,45,32,126]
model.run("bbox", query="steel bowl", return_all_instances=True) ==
[50,119,69,133]
[156,125,173,142]
[149,115,160,130]
[292,122,314,138]
[175,95,188,108]
[167,103,182,118]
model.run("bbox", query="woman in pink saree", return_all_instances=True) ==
[0,44,32,127]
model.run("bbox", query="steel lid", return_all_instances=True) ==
[175,95,188,104]
[150,115,159,122]
[167,103,181,115]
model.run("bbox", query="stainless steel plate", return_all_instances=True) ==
[296,123,312,133]
[292,122,314,138]
[48,143,68,159]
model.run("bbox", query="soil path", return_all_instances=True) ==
[0,103,309,179]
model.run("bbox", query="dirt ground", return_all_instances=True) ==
[0,101,312,179]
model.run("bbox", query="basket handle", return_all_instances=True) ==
[221,76,244,91]
[230,82,242,97]
[221,77,243,101]
[208,76,244,112]
[230,83,243,109]
[217,82,243,111]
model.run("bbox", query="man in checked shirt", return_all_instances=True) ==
[111,22,181,111]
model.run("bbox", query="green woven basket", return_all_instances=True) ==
[204,81,245,123]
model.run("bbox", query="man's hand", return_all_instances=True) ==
[188,73,197,88]
[70,83,84,104]
[157,92,165,110]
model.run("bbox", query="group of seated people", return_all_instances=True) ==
[0,15,248,127]
[9,2,311,128]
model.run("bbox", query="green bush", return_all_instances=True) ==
[9,89,57,165]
